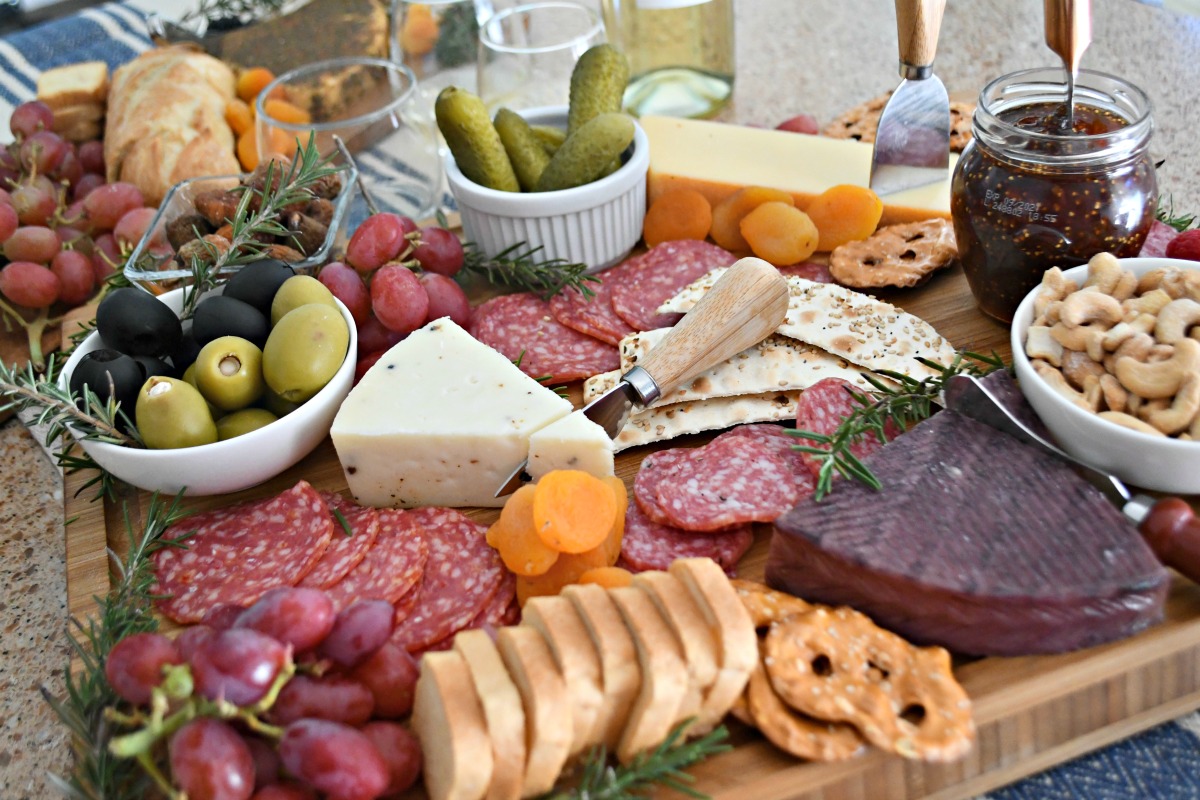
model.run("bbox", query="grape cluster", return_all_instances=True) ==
[318,212,468,381]
[104,587,422,800]
[0,101,160,312]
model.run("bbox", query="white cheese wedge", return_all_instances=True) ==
[527,410,615,482]
[330,318,572,508]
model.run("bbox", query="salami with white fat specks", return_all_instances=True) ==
[610,240,737,331]
[324,509,428,612]
[153,481,333,624]
[792,377,898,480]
[777,261,833,283]
[549,271,637,346]
[390,507,506,654]
[415,570,519,654]
[472,292,619,382]
[632,447,694,527]
[618,504,753,576]
[299,493,381,589]
[1139,219,1179,258]
[714,424,817,492]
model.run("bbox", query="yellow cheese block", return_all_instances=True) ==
[641,116,959,226]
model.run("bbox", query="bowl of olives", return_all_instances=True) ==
[59,260,357,496]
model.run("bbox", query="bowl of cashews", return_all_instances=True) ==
[1011,253,1200,493]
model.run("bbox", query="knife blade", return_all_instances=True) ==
[870,0,951,196]
[494,257,790,497]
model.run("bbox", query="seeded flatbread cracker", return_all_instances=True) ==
[821,91,975,153]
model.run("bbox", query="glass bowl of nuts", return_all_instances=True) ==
[1011,254,1200,493]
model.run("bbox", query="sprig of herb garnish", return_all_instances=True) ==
[789,352,1006,500]
[461,240,600,301]
[541,722,730,800]
[1156,195,1197,233]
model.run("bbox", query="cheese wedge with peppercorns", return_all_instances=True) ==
[330,318,571,508]
[527,411,615,482]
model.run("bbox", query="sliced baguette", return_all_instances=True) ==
[36,61,108,108]
[521,594,605,757]
[669,558,757,725]
[608,585,689,764]
[632,570,720,733]
[561,583,641,751]
[411,650,494,800]
[496,625,573,797]
[453,629,527,800]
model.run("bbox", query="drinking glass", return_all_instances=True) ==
[256,57,440,222]
[391,0,496,115]
[476,1,605,111]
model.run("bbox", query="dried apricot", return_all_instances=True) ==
[400,12,440,57]
[224,99,253,137]
[236,129,259,171]
[236,67,277,103]
[486,484,560,576]
[515,546,610,606]
[263,98,312,126]
[740,202,819,265]
[710,186,794,252]
[642,188,712,247]
[577,566,633,589]
[532,470,617,554]
[804,184,884,251]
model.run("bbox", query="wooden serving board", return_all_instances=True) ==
[61,265,1200,800]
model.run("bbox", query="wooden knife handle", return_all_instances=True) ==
[894,0,946,70]
[1139,497,1200,584]
[1043,0,1093,73]
[636,257,789,401]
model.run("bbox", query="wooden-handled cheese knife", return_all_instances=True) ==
[495,257,790,497]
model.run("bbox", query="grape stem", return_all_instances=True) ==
[0,298,63,371]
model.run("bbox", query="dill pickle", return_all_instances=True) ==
[530,124,567,156]
[494,108,552,192]
[434,86,520,192]
[568,44,629,135]
[535,112,635,192]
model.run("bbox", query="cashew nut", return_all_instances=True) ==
[1137,268,1171,295]
[1098,411,1168,437]
[1149,343,1175,362]
[1136,397,1170,420]
[1060,289,1124,328]
[1025,325,1064,366]
[1114,337,1200,399]
[1033,267,1077,321]
[1050,321,1106,362]
[1099,373,1127,412]
[1062,349,1107,390]
[1154,298,1200,344]
[1127,393,1144,416]
[1034,360,1100,411]
[1102,314,1158,351]
[1160,270,1190,299]
[1145,375,1200,435]
[1124,288,1173,317]
[1082,252,1124,295]
[1111,269,1139,301]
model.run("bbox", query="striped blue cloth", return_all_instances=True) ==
[3,3,1200,798]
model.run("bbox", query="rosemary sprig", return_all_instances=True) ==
[1156,195,1197,233]
[541,722,730,800]
[181,0,286,25]
[789,351,1006,500]
[461,240,600,301]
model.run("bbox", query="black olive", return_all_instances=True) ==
[133,354,176,380]
[69,349,144,426]
[95,287,183,358]
[168,328,203,374]
[222,259,295,315]
[192,295,270,348]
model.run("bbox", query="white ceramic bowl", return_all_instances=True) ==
[1011,256,1200,493]
[59,285,357,496]
[445,105,648,273]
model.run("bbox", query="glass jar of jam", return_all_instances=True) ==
[951,68,1157,323]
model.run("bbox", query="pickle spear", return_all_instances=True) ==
[494,108,552,192]
[536,112,635,192]
[568,44,630,135]
[435,86,520,192]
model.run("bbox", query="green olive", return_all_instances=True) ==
[263,304,349,403]
[261,386,302,417]
[181,363,224,420]
[136,377,218,449]
[216,408,278,440]
[193,336,265,412]
[270,275,338,327]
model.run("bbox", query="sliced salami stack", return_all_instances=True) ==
[790,377,898,480]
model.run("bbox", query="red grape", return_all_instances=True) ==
[78,140,105,174]
[175,625,216,662]
[10,101,53,139]
[412,226,464,277]
[348,642,418,719]
[234,587,336,652]
[10,176,59,226]
[113,206,158,250]
[0,261,61,308]
[356,315,404,354]
[418,272,470,327]
[346,213,413,273]
[0,186,11,205]
[278,719,389,800]
[51,249,96,305]
[20,131,68,174]
[268,675,375,726]
[361,722,423,796]
[201,604,247,631]
[83,182,144,231]
[318,262,371,325]
[370,265,428,334]
[0,203,17,243]
[192,628,289,706]
[0,148,17,172]
[318,599,395,668]
[72,172,105,202]
[169,718,255,800]
[103,632,182,706]
[92,232,122,282]
[245,736,282,790]
[55,225,92,254]
[250,785,315,800]
[53,149,83,186]
[354,350,385,385]
[4,225,60,263]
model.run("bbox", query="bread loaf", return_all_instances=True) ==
[104,46,240,205]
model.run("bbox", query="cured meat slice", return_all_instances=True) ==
[618,504,753,576]
[632,447,693,527]
[468,570,518,629]
[324,509,428,612]
[610,240,736,331]
[391,508,507,654]
[791,377,898,479]
[777,261,833,283]
[714,424,817,493]
[472,292,619,382]
[299,493,382,589]
[549,273,636,346]
[153,481,333,623]
[1138,219,1179,258]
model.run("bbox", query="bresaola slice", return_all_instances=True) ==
[299,493,381,589]
[1138,219,1179,258]
[609,240,737,331]
[619,504,753,576]
[324,509,429,611]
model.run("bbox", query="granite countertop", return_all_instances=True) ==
[2,0,1199,797]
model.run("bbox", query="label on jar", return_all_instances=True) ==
[982,189,1060,224]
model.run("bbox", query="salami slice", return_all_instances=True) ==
[549,274,637,346]
[1139,219,1179,258]
[610,240,737,331]
[153,481,333,623]
[632,447,694,527]
[619,504,753,576]
[472,292,619,382]
[714,424,817,494]
[778,261,833,283]
[324,509,428,612]
[414,569,519,656]
[390,508,507,654]
[792,377,898,479]
[299,494,382,589]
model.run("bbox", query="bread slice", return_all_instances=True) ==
[36,61,108,108]
[411,649,494,800]
[669,558,757,726]
[561,583,641,751]
[632,570,720,732]
[453,630,527,800]
[495,625,572,797]
[521,595,605,757]
[50,102,105,126]
[608,585,689,764]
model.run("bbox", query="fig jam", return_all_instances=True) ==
[951,68,1156,323]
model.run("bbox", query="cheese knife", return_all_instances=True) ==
[943,373,1200,583]
[494,257,790,497]
[869,0,951,196]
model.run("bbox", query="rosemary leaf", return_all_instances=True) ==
[1156,194,1198,233]
[461,240,600,300]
